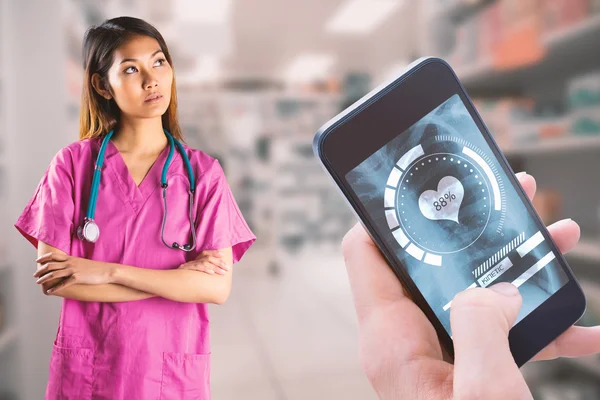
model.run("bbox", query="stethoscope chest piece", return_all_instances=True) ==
[78,218,100,243]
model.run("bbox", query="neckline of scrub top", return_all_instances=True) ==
[100,138,173,211]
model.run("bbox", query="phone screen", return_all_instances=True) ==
[345,94,570,335]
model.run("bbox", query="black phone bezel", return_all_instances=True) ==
[313,57,586,366]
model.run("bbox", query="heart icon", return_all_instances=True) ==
[418,176,464,223]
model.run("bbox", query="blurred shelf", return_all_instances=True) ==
[501,135,600,156]
[568,239,600,263]
[457,14,600,94]
[543,13,600,48]
[0,327,17,353]
[439,0,495,22]
[457,59,493,83]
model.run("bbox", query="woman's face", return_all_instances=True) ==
[101,35,173,121]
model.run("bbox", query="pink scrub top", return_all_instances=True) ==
[15,137,256,400]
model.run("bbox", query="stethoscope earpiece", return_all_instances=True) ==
[79,129,197,252]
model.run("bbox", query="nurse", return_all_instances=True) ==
[14,16,255,399]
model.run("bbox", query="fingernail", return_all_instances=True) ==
[490,282,519,296]
[516,171,527,177]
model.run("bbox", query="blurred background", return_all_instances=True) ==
[1,0,600,398]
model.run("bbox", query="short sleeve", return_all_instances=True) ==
[14,148,75,254]
[196,160,256,263]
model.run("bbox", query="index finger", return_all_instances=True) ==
[36,252,54,264]
[33,262,68,278]
[36,252,67,264]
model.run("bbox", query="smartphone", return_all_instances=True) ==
[313,57,586,366]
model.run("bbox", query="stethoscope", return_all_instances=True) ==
[77,129,197,252]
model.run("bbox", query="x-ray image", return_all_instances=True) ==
[346,94,569,335]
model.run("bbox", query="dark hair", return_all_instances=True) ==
[79,16,182,141]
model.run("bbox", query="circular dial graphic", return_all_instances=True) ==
[398,153,491,254]
[384,138,504,267]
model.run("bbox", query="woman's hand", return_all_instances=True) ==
[178,250,230,275]
[34,252,114,294]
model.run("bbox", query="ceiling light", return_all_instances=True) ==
[175,0,233,24]
[326,0,404,35]
[283,54,336,83]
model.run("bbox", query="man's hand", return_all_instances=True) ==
[342,172,600,399]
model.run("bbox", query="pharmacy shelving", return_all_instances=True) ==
[456,13,600,94]
[264,90,354,259]
[433,3,600,396]
[543,12,600,48]
[438,0,495,22]
[502,135,600,157]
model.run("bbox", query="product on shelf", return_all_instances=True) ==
[473,89,599,147]
[478,2,503,61]
[499,0,539,27]
[539,0,590,36]
[472,97,535,148]
[535,103,570,139]
[492,0,545,70]
[571,107,600,135]
[451,0,546,71]
[450,0,600,73]
[568,70,600,109]
[454,16,480,65]
[567,70,600,135]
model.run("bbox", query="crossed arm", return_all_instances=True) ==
[35,241,234,304]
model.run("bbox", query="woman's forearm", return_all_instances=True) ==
[109,265,232,304]
[35,239,232,303]
[37,241,155,302]
[49,282,155,302]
